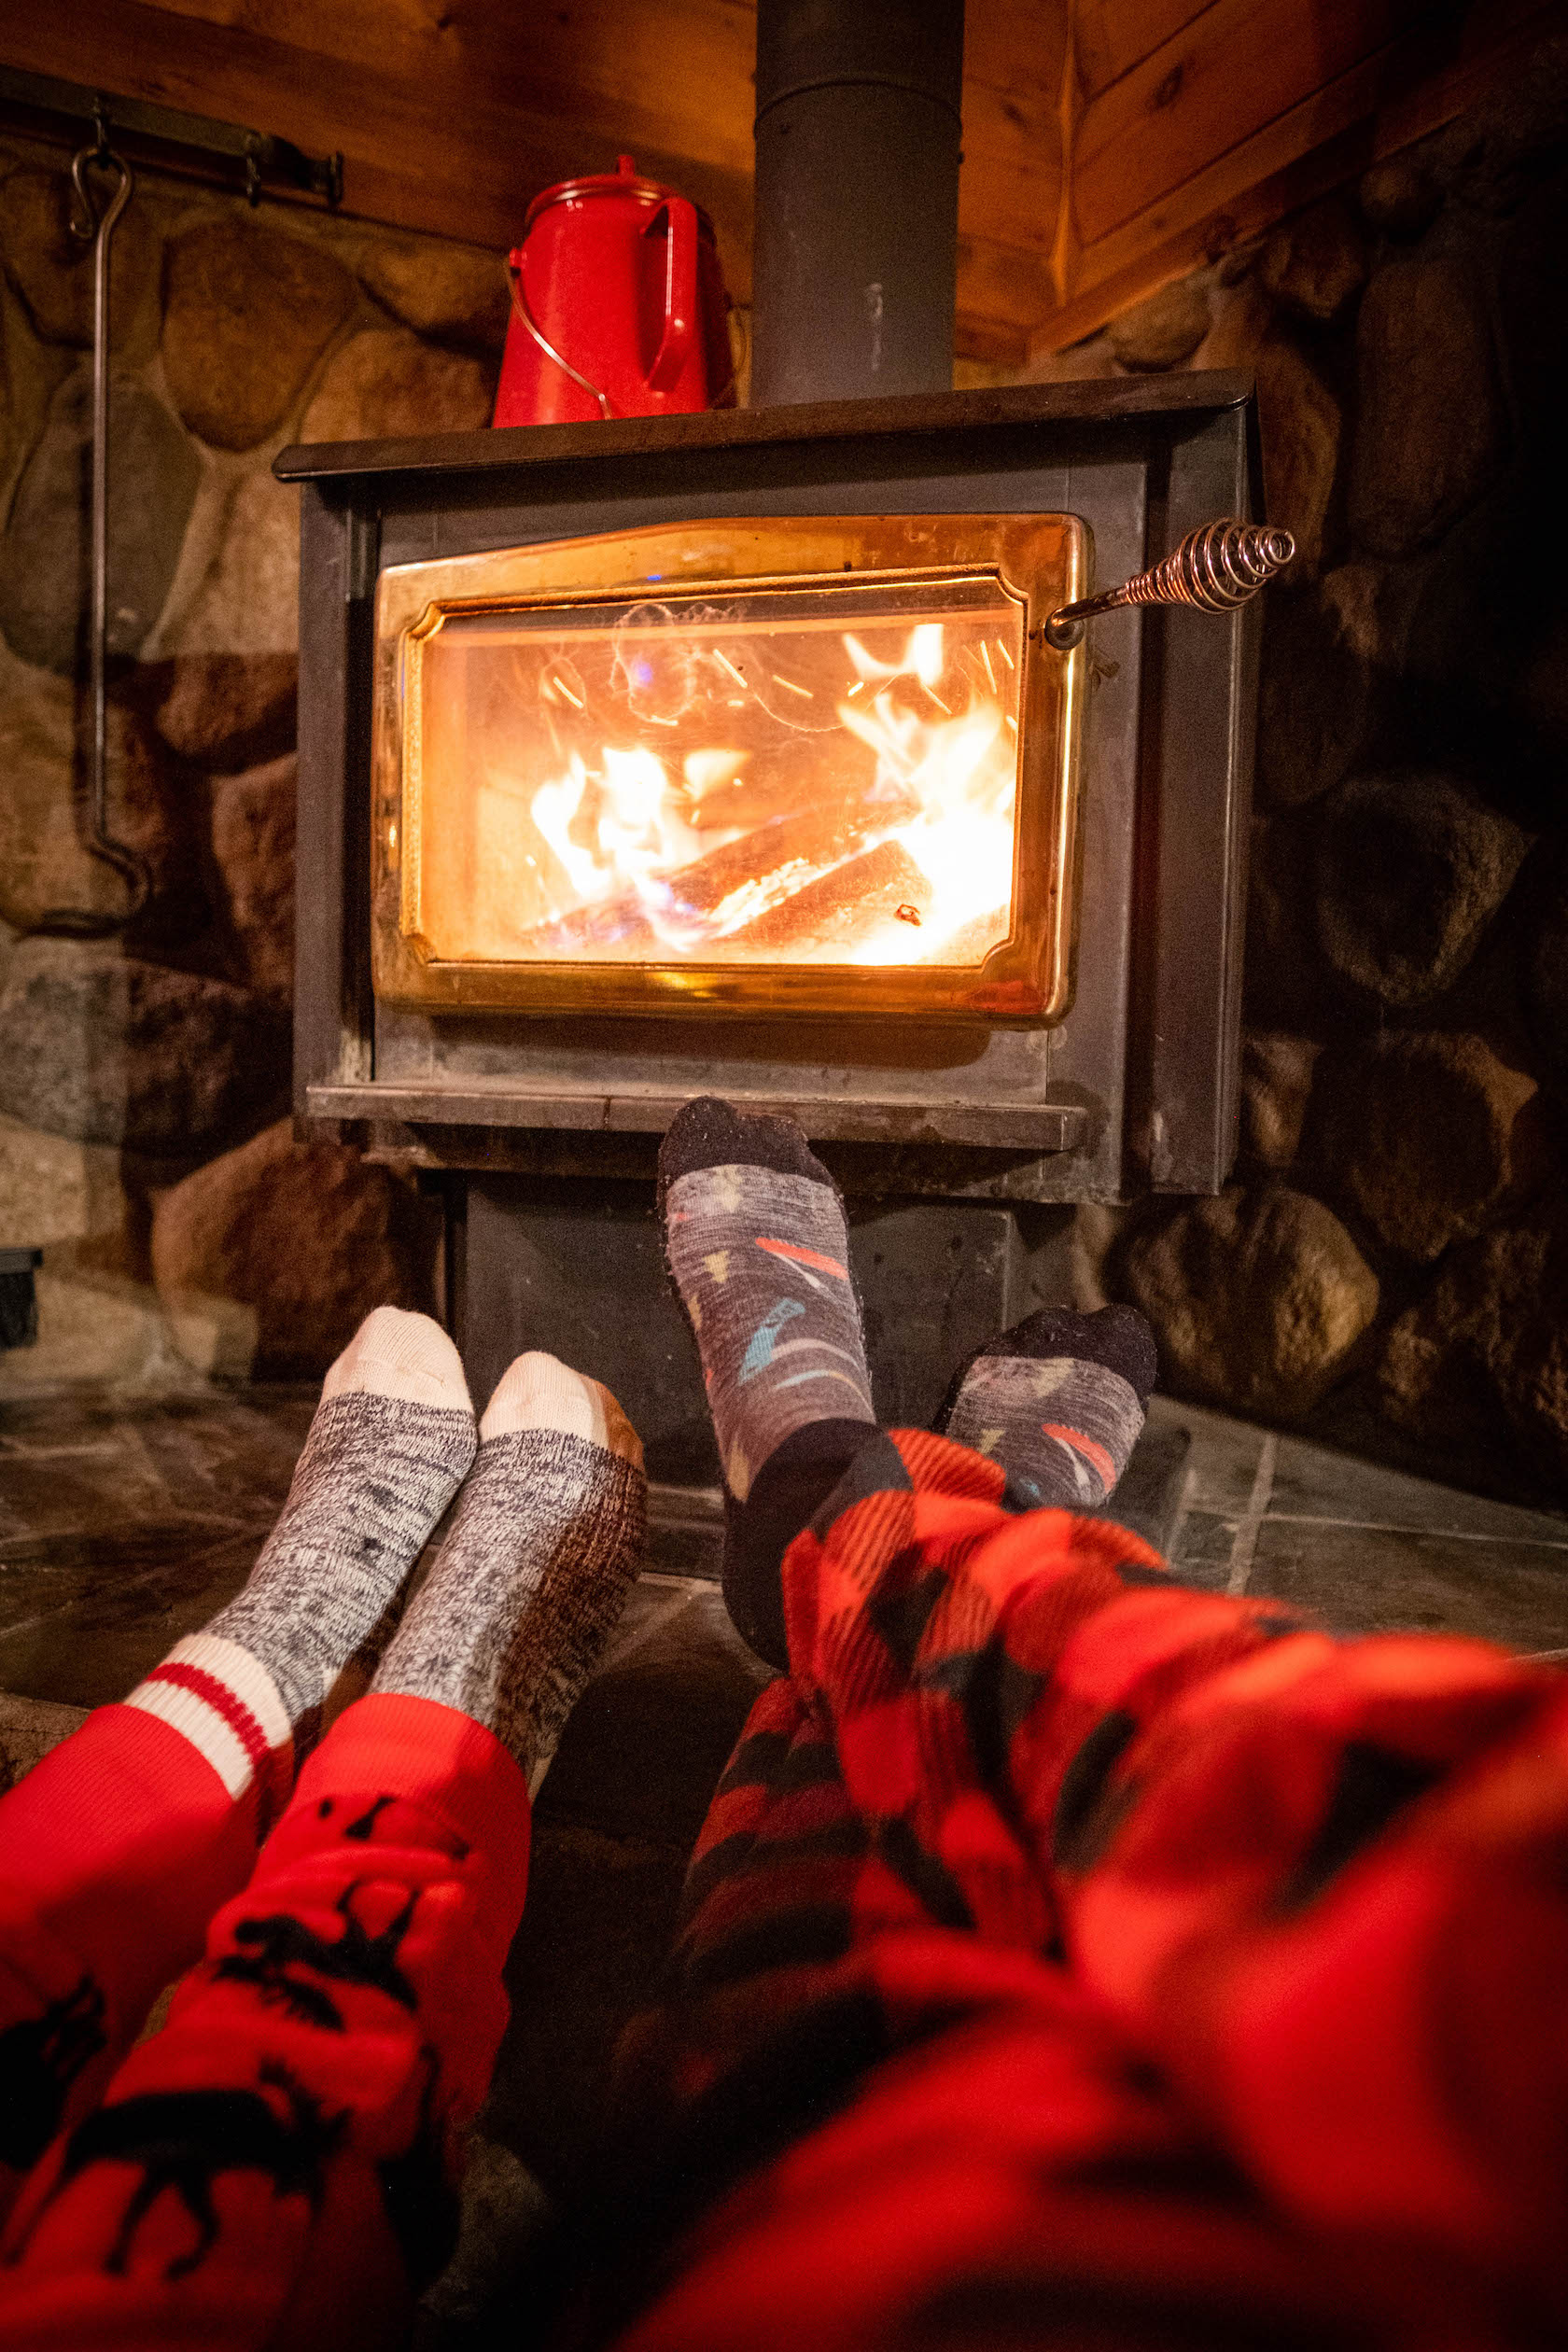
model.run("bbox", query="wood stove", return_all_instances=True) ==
[276,375,1265,1472]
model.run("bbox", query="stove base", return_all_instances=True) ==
[454,1176,1077,1485]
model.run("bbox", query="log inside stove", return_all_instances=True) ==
[518,774,976,959]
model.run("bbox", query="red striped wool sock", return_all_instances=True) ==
[0,1308,475,2189]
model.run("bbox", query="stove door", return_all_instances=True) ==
[372,514,1086,1023]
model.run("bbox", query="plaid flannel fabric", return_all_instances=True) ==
[603,1427,1568,2352]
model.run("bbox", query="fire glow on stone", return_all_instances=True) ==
[415,586,1024,969]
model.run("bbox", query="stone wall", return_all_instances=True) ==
[1031,45,1568,1502]
[0,135,491,1390]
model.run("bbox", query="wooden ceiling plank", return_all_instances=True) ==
[1028,0,1560,354]
[957,230,1059,326]
[1073,0,1554,287]
[1,0,575,189]
[2,0,755,291]
[960,0,1070,106]
[135,0,759,177]
[959,77,1063,252]
[1071,0,1220,98]
[1071,0,1424,248]
[955,312,1029,365]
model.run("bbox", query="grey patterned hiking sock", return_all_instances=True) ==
[371,1353,646,1786]
[935,1305,1156,1511]
[658,1096,875,1505]
[205,1309,477,1729]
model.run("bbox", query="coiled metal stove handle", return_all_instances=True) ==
[1045,517,1295,650]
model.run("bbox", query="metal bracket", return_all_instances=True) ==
[0,66,343,209]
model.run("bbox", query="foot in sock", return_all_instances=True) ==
[371,1351,646,1792]
[658,1096,875,1502]
[126,1307,477,1819]
[659,1096,877,1664]
[935,1304,1156,1511]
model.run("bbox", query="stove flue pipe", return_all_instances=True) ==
[749,0,965,407]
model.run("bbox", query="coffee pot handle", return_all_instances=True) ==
[644,197,699,392]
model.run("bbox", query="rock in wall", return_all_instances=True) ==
[1017,37,1568,1501]
[0,133,503,1383]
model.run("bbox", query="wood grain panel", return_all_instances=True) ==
[962,0,1065,93]
[1031,0,1561,356]
[956,231,1058,328]
[959,0,1067,255]
[1072,0,1217,97]
[136,0,757,175]
[959,72,1063,254]
[0,0,1555,368]
[1072,0,1425,246]
[0,0,757,294]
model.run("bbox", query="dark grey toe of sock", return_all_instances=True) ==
[935,1302,1158,1433]
[1002,1306,1157,1399]
[658,1094,834,1198]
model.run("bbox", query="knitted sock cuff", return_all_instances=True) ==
[723,1418,884,1670]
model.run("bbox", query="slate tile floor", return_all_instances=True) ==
[1,1379,1564,2278]
[1155,1395,1568,1656]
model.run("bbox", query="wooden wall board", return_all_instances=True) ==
[1071,0,1429,249]
[0,0,1555,371]
[1072,0,1219,98]
[95,0,758,178]
[958,67,1065,259]
[955,231,1059,354]
[1032,0,1561,358]
[0,0,759,299]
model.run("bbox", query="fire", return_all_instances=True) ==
[476,608,1020,967]
[833,664,1015,965]
[531,746,707,926]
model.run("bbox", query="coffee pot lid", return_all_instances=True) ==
[524,153,716,239]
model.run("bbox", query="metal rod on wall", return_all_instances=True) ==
[1,71,343,936]
[33,110,153,938]
[0,67,343,207]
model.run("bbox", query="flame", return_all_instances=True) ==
[510,617,1017,965]
[529,745,721,949]
[836,681,1015,964]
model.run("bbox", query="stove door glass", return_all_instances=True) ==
[373,514,1085,1022]
[413,576,1021,973]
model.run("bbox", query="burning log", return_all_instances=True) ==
[727,840,932,954]
[518,778,922,958]
[684,739,881,833]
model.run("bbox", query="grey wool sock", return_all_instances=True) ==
[371,1352,647,1790]
[203,1308,478,1729]
[657,1095,875,1505]
[935,1305,1157,1510]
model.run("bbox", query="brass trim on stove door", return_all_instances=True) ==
[371,513,1087,1023]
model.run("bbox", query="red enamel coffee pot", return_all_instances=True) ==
[494,154,735,427]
